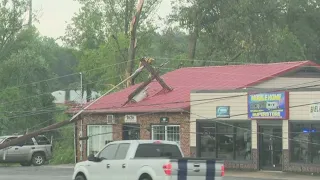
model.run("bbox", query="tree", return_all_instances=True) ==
[64,0,162,100]
[0,0,29,61]
[169,0,309,65]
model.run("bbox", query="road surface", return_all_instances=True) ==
[0,165,317,180]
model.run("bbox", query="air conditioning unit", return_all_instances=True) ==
[107,115,115,124]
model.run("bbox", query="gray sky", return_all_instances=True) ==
[33,0,172,39]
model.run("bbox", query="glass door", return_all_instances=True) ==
[259,126,282,171]
[122,124,140,140]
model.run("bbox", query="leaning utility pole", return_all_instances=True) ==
[125,0,144,87]
[0,67,144,150]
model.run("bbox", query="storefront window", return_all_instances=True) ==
[198,121,251,160]
[290,123,320,164]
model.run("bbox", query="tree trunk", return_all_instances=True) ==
[188,28,198,65]
[86,84,92,102]
[124,0,129,36]
[28,0,32,27]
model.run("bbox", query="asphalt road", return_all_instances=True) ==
[0,166,306,180]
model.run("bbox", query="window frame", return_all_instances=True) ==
[87,125,113,156]
[151,125,180,144]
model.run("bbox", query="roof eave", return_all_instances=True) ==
[239,60,319,89]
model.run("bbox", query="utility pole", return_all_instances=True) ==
[79,72,83,161]
[28,0,32,27]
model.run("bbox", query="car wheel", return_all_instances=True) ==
[31,153,45,166]
[75,174,86,180]
[20,162,32,166]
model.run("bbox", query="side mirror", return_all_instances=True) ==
[88,154,100,162]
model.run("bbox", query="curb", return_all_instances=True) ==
[225,172,319,180]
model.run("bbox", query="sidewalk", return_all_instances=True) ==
[226,170,319,180]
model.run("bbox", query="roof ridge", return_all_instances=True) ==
[177,60,312,70]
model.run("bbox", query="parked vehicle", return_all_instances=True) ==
[0,134,53,166]
[73,140,225,180]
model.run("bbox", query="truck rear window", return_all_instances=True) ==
[135,143,182,158]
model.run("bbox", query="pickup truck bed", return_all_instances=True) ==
[73,140,224,180]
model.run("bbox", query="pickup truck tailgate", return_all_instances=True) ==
[170,159,224,180]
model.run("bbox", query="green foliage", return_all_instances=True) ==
[167,0,318,65]
[50,111,75,165]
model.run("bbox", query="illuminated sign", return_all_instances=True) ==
[248,91,289,119]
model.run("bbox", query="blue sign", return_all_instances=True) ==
[216,106,230,118]
[248,91,289,119]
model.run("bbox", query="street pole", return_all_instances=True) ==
[79,72,83,161]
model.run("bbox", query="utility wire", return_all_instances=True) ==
[0,60,130,94]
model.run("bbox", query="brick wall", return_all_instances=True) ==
[75,112,190,162]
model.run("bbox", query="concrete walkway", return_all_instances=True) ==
[226,171,319,180]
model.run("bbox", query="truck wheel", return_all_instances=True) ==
[20,162,32,166]
[139,174,152,180]
[31,153,45,166]
[75,174,86,180]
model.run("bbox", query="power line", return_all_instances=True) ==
[43,96,320,146]
[5,79,320,127]
[0,60,130,94]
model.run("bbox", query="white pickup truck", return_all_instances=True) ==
[72,140,224,180]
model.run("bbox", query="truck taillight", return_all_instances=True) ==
[221,165,225,177]
[162,163,172,175]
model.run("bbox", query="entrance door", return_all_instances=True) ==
[259,126,282,171]
[122,124,140,140]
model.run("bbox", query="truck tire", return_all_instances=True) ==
[75,174,86,180]
[139,174,152,180]
[31,153,45,166]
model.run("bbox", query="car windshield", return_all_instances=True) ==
[0,138,5,144]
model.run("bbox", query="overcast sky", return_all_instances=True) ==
[33,0,172,39]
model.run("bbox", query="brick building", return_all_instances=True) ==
[72,60,320,168]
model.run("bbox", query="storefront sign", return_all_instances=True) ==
[248,91,289,119]
[216,106,230,118]
[160,117,169,123]
[124,115,137,123]
[310,101,320,119]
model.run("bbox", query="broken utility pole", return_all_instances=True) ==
[123,57,172,106]
[140,58,172,91]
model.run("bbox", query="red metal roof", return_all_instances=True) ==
[77,60,318,113]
